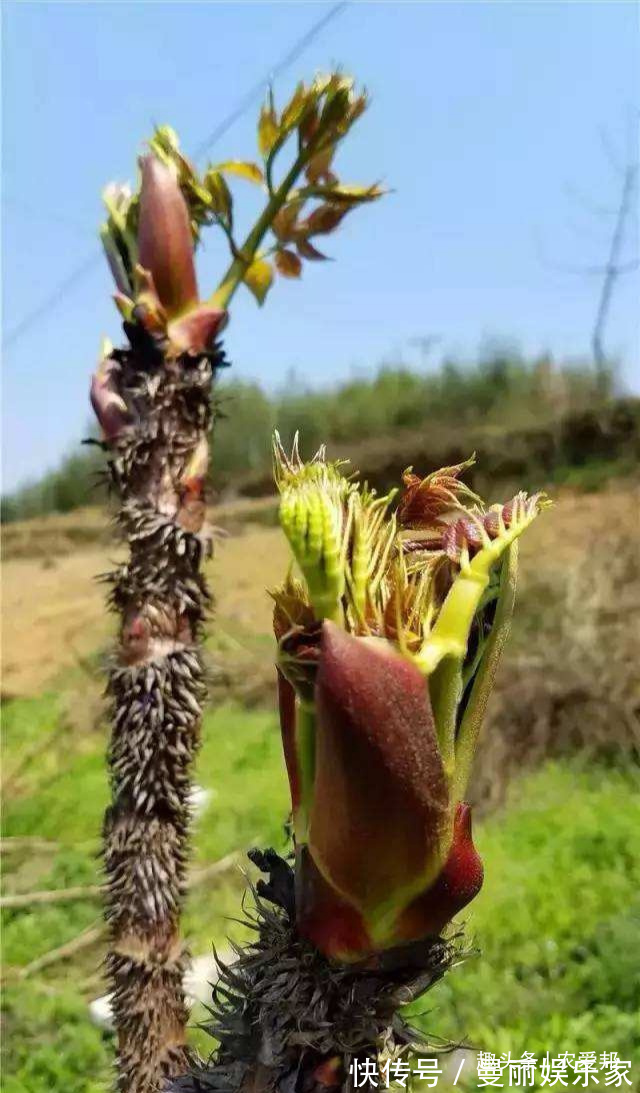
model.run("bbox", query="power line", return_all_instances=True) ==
[4,252,102,348]
[192,1,347,161]
[3,2,348,351]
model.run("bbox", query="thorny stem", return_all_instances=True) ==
[97,336,223,1093]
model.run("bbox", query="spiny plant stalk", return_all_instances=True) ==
[173,442,548,1093]
[92,75,383,1093]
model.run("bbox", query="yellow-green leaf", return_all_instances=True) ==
[258,104,279,158]
[204,169,232,222]
[305,183,385,204]
[282,81,308,131]
[187,175,215,206]
[244,257,273,305]
[275,248,302,279]
[216,160,264,185]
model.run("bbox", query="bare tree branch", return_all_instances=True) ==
[0,848,245,909]
[592,160,638,389]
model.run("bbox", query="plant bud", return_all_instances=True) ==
[138,155,198,317]
[90,355,129,440]
[271,437,548,961]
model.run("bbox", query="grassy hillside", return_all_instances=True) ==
[5,353,636,522]
[2,480,639,1091]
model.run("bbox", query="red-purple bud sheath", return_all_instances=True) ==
[296,846,373,960]
[168,305,227,355]
[138,155,198,318]
[309,622,449,921]
[277,669,302,814]
[394,802,483,942]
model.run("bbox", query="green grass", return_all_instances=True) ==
[2,693,639,1092]
[416,764,640,1086]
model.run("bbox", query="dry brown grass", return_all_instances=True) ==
[470,481,640,808]
[1,521,287,698]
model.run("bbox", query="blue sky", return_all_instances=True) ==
[2,1,638,492]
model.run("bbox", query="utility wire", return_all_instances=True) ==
[192,1,347,161]
[3,1,348,350]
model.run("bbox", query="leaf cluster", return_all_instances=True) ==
[100,73,385,309]
[249,73,384,302]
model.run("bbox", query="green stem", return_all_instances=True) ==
[210,150,309,310]
[415,566,489,676]
[428,656,462,781]
[453,543,518,803]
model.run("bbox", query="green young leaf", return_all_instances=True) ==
[275,248,302,279]
[244,256,273,305]
[216,160,265,185]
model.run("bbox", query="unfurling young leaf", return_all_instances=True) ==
[305,146,337,185]
[304,183,385,204]
[304,203,349,236]
[102,74,384,318]
[299,101,319,146]
[281,81,309,131]
[318,76,355,133]
[204,169,233,225]
[258,103,279,158]
[275,249,303,279]
[244,257,273,304]
[215,160,265,185]
[296,238,329,261]
[208,71,385,310]
[272,200,304,242]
